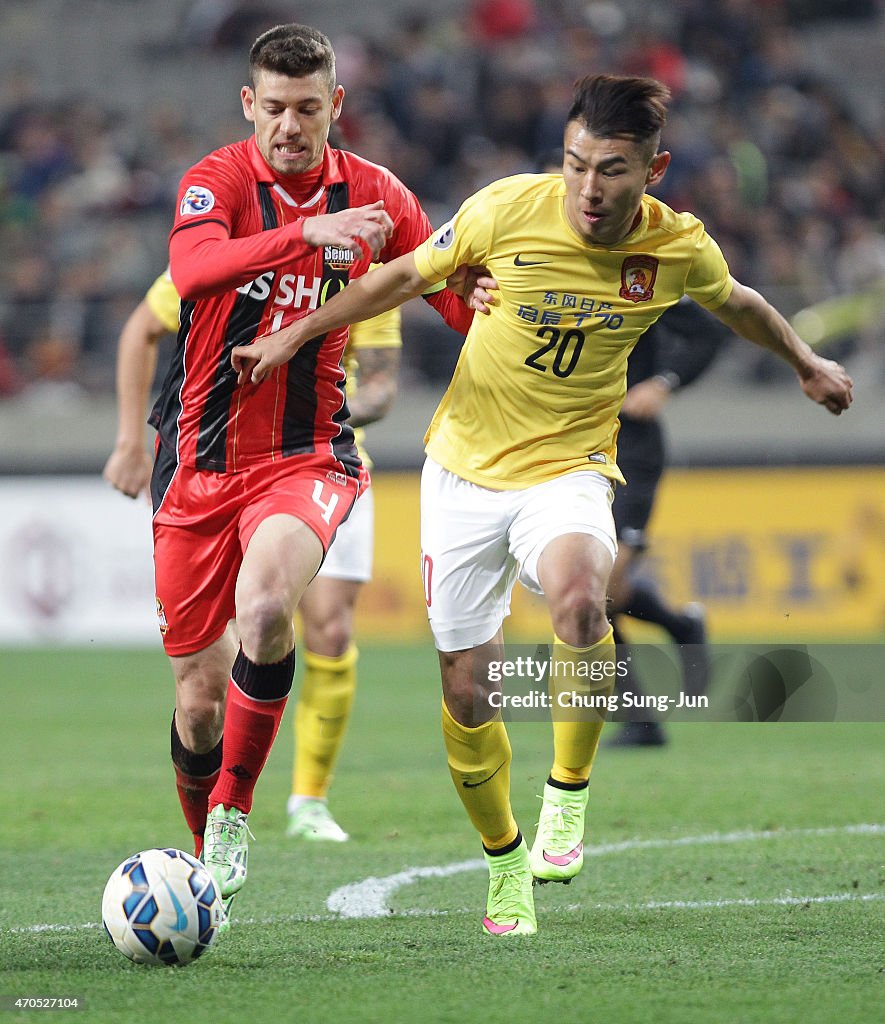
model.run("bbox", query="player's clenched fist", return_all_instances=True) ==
[302,200,394,260]
[799,355,854,415]
[232,328,308,385]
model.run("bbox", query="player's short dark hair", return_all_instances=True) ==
[567,74,670,155]
[248,24,336,91]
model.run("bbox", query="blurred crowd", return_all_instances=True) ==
[0,0,882,402]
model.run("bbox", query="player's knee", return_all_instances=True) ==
[236,592,295,655]
[175,691,224,752]
[439,650,497,727]
[303,614,352,658]
[549,584,609,647]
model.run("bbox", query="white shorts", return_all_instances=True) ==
[318,486,374,582]
[420,458,617,652]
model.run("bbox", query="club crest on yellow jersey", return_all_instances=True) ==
[619,255,658,303]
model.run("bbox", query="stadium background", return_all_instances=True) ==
[1,7,883,1023]
[0,0,882,646]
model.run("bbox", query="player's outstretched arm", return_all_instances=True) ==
[232,252,433,386]
[713,279,853,415]
[103,299,167,499]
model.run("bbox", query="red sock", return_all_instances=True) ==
[209,648,295,815]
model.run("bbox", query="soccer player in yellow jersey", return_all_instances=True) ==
[232,74,853,936]
[104,267,403,846]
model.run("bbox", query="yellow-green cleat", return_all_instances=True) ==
[286,798,349,842]
[529,782,588,884]
[482,838,537,936]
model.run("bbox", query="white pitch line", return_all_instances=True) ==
[9,892,882,936]
[607,892,884,912]
[325,823,885,919]
[5,824,882,935]
[326,858,483,919]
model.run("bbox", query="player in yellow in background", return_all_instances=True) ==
[104,267,403,844]
[231,74,853,936]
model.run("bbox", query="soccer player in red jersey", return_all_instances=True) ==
[103,268,403,845]
[151,23,486,924]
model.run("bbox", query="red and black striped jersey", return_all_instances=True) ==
[151,137,467,476]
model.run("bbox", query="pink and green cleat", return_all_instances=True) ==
[529,782,588,884]
[482,838,537,936]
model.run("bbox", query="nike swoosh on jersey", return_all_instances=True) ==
[462,761,506,788]
[513,253,553,266]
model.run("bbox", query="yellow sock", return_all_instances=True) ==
[292,646,358,798]
[549,626,616,785]
[441,700,518,850]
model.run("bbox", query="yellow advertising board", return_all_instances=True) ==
[357,468,885,643]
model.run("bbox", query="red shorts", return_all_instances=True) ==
[153,456,360,656]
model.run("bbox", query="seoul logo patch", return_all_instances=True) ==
[432,221,455,251]
[180,185,215,216]
[619,255,658,303]
[324,245,356,271]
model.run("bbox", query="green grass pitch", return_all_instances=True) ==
[1,645,882,1024]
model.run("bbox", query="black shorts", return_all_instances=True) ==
[613,415,665,551]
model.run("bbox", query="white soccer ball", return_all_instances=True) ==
[101,848,223,966]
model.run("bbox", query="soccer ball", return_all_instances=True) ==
[101,848,224,966]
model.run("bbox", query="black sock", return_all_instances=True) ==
[611,617,657,724]
[624,577,687,639]
[546,776,588,792]
[483,831,523,857]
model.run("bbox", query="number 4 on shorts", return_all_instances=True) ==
[311,481,339,524]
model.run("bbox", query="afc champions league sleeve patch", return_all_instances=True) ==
[432,220,456,251]
[180,184,216,216]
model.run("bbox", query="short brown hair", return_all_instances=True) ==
[248,24,336,91]
[567,74,670,155]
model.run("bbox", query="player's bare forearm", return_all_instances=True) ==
[714,279,853,414]
[231,253,430,385]
[346,347,401,428]
[714,280,811,369]
[103,300,165,498]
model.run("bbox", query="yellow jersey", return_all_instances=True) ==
[143,268,402,468]
[145,269,180,333]
[413,174,733,488]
